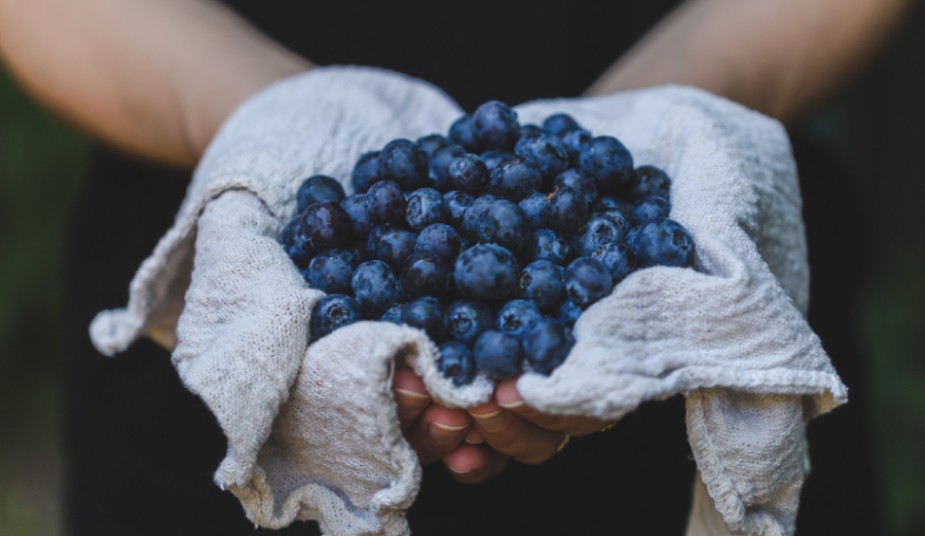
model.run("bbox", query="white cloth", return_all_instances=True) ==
[90,67,846,536]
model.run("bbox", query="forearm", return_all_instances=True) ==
[587,0,911,123]
[0,0,310,167]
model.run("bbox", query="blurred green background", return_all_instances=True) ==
[1,8,922,536]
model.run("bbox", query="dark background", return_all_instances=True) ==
[1,5,922,535]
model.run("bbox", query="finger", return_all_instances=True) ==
[468,400,564,465]
[495,378,616,437]
[392,367,431,432]
[442,443,508,484]
[405,404,471,464]
[464,428,484,445]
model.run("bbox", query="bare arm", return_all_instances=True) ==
[0,0,310,167]
[587,0,912,123]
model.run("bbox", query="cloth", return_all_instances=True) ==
[91,70,846,535]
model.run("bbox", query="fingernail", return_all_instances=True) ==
[432,422,467,433]
[497,399,525,410]
[464,429,484,445]
[430,422,466,443]
[470,409,501,420]
[447,465,470,475]
[394,388,429,400]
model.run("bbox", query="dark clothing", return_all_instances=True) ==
[63,2,879,534]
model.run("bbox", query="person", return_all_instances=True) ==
[0,0,909,534]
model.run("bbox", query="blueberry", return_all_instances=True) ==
[572,216,625,257]
[378,139,428,190]
[351,151,380,194]
[429,145,467,190]
[477,199,528,253]
[296,175,346,212]
[526,228,572,265]
[448,114,480,152]
[453,243,519,301]
[281,217,315,268]
[578,136,634,194]
[480,150,513,172]
[519,123,544,140]
[518,260,566,313]
[303,249,358,294]
[631,195,671,224]
[627,218,695,268]
[415,223,464,260]
[489,155,542,201]
[370,226,417,271]
[444,190,474,228]
[473,330,523,380]
[380,303,405,325]
[351,260,401,319]
[523,318,575,375]
[560,128,592,164]
[496,299,543,339]
[446,300,495,345]
[553,168,597,205]
[405,188,449,230]
[592,242,636,284]
[546,186,589,234]
[438,341,477,386]
[366,180,406,224]
[472,100,520,151]
[403,296,447,341]
[565,257,613,308]
[519,192,551,229]
[513,133,570,182]
[448,154,489,194]
[594,202,636,237]
[626,165,671,201]
[400,252,452,299]
[461,194,498,240]
[340,194,373,238]
[299,201,353,250]
[557,299,582,327]
[542,113,580,136]
[310,294,362,340]
[417,133,452,158]
[591,196,629,214]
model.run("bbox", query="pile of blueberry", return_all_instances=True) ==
[280,101,695,386]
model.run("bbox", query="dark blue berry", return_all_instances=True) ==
[304,249,357,294]
[514,133,570,182]
[489,155,542,201]
[453,243,519,301]
[542,113,580,136]
[565,257,613,308]
[591,196,630,214]
[472,100,520,151]
[594,202,636,237]
[523,318,575,375]
[405,188,449,230]
[378,139,428,190]
[519,192,551,229]
[480,151,513,173]
[477,200,528,253]
[403,296,447,341]
[473,330,523,380]
[546,186,589,234]
[429,145,467,190]
[526,228,572,265]
[519,123,544,140]
[631,195,671,224]
[417,133,451,158]
[380,303,405,325]
[518,260,566,313]
[572,216,625,257]
[351,151,380,194]
[438,341,477,386]
[370,226,417,271]
[626,165,671,201]
[560,128,592,163]
[448,114,480,152]
[299,201,353,250]
[592,242,635,284]
[557,299,582,327]
[553,168,597,205]
[310,294,362,340]
[627,219,695,268]
[296,175,346,212]
[448,154,489,194]
[366,180,406,224]
[400,252,451,299]
[444,190,474,228]
[578,136,634,194]
[415,223,464,260]
[340,194,373,239]
[351,260,401,319]
[496,299,543,339]
[446,300,495,345]
[281,217,315,268]
[461,194,498,240]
